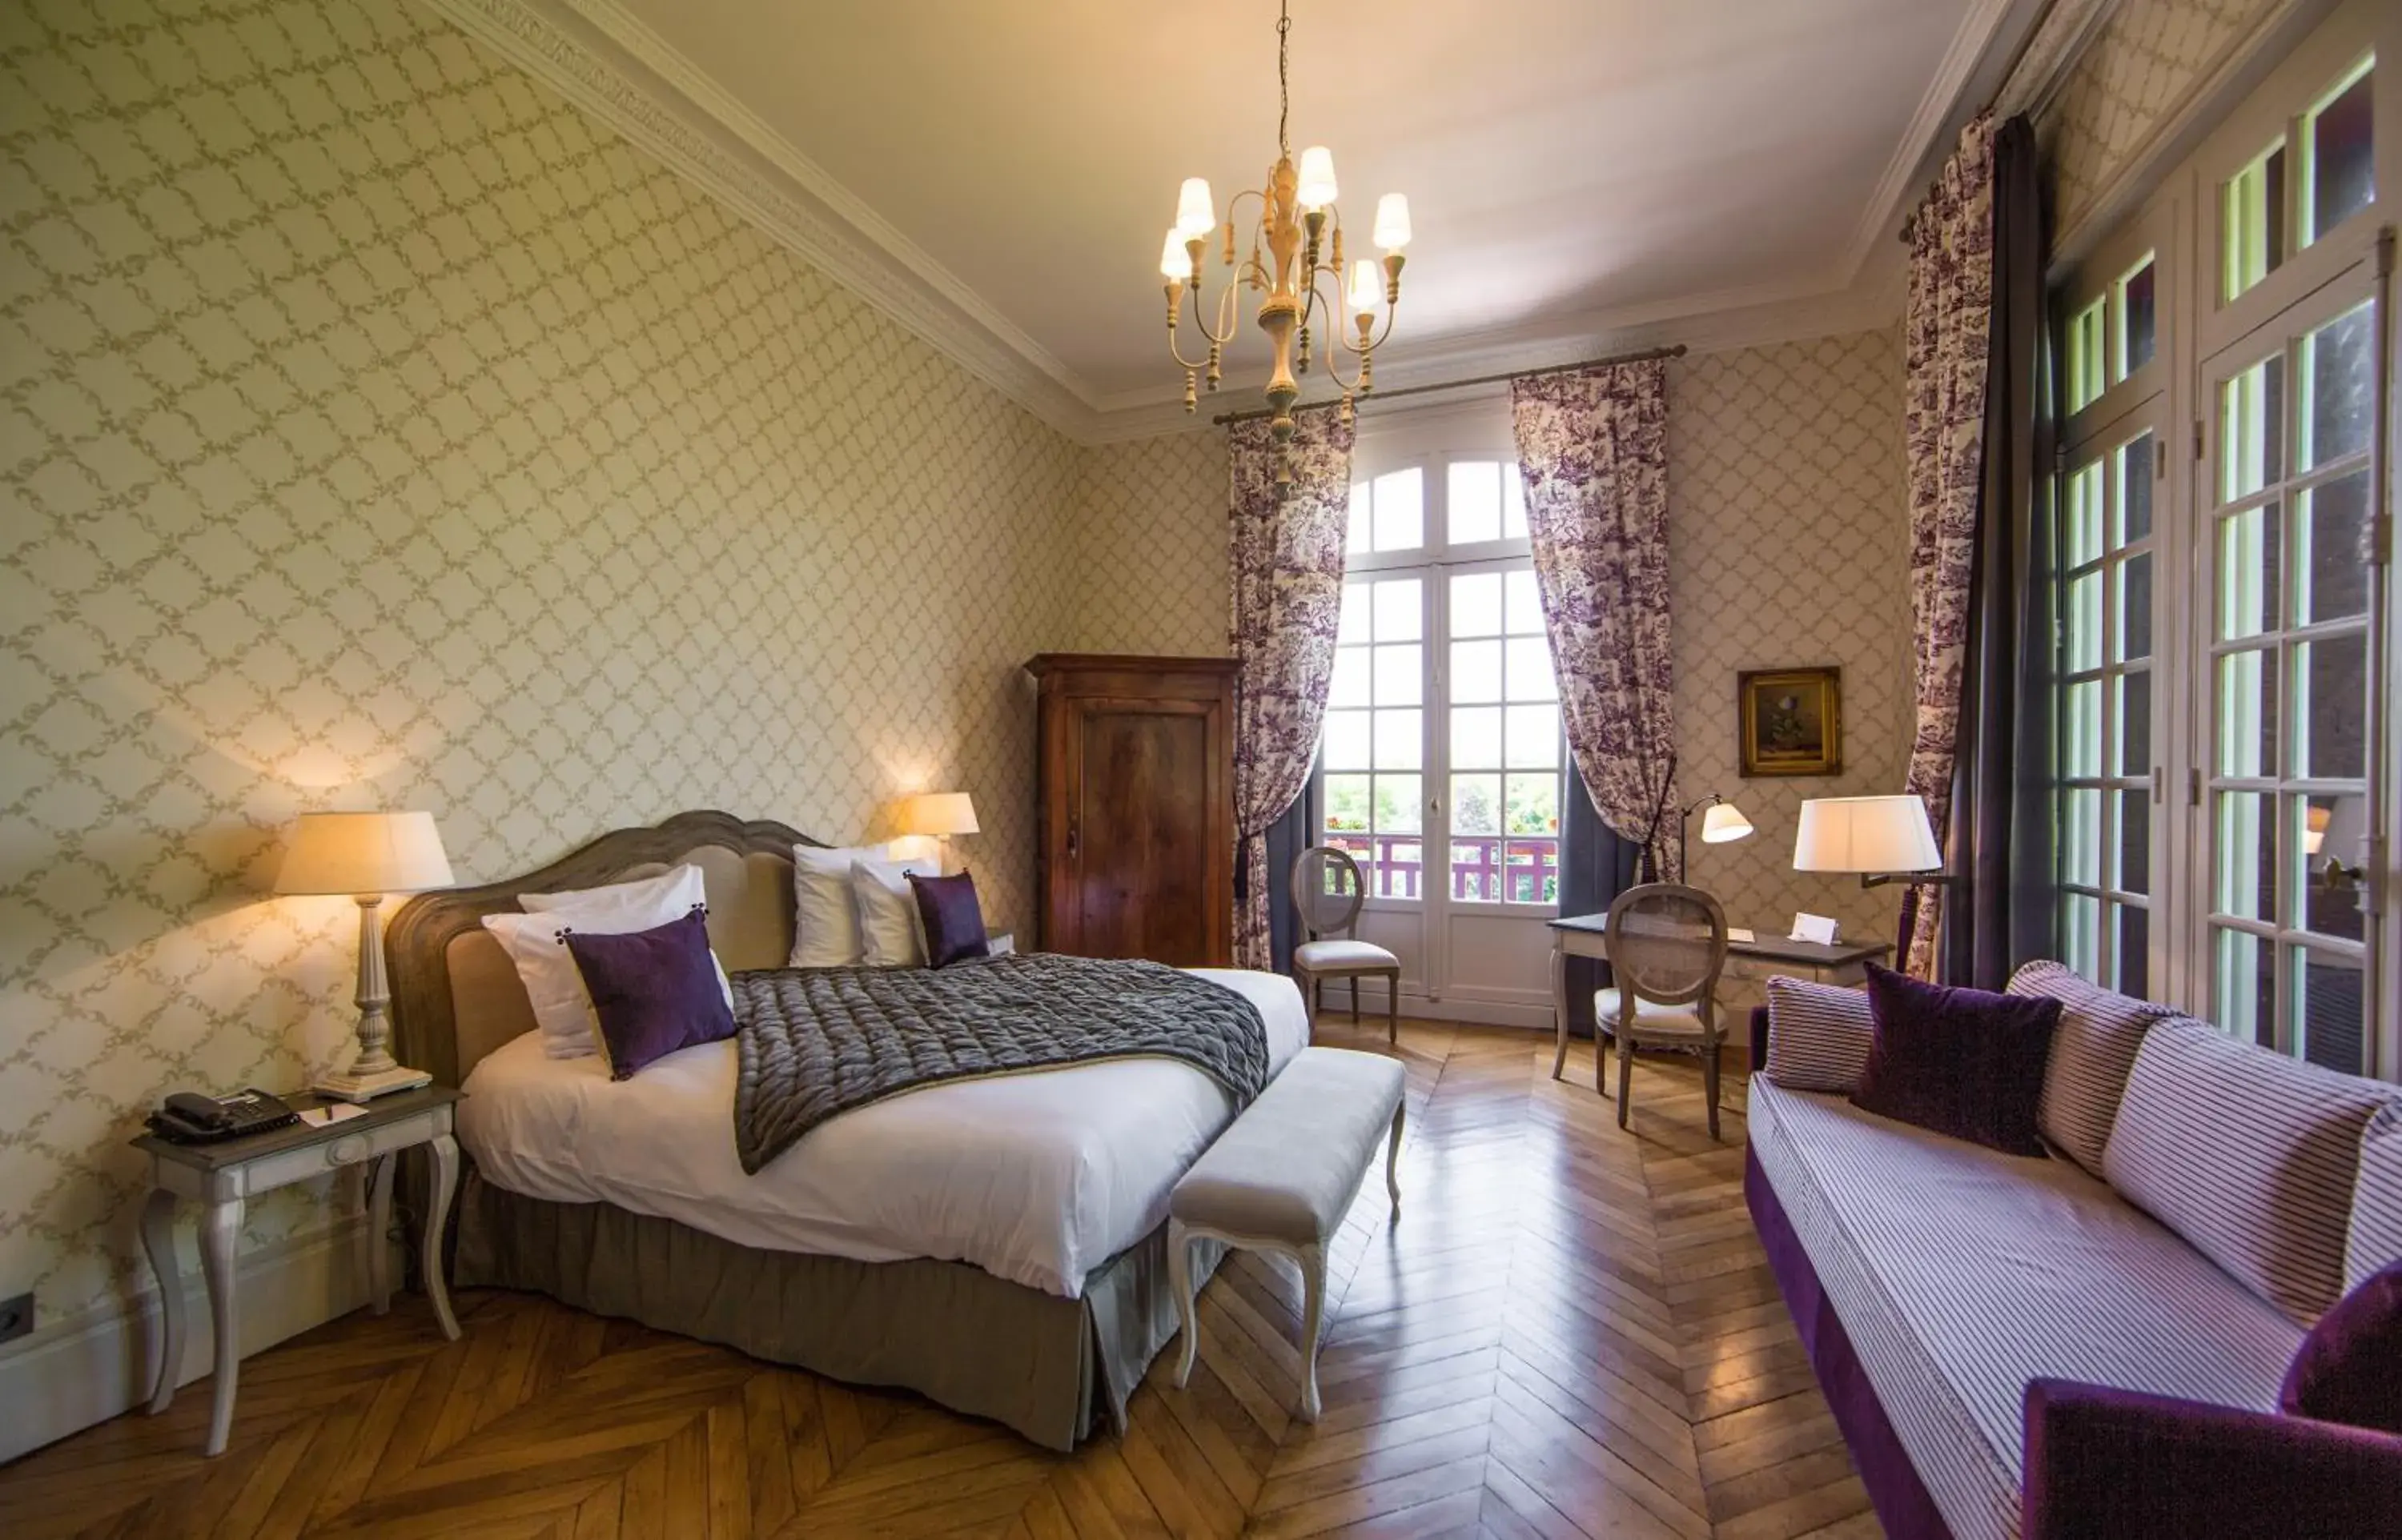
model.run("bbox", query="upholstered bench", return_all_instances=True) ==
[1167,1045,1407,1421]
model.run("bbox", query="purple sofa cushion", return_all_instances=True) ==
[565,909,738,1081]
[2280,1262,2402,1434]
[906,869,990,968]
[2007,960,2175,1175]
[1852,963,2060,1157]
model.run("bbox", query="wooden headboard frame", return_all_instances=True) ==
[386,810,824,1089]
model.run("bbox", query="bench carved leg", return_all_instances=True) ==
[1297,1242,1327,1423]
[1168,1220,1198,1389]
[1385,1103,1404,1217]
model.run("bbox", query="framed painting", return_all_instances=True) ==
[1738,667,1842,777]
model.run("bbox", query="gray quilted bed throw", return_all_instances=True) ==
[730,953,1270,1174]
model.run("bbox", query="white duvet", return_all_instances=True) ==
[456,968,1308,1299]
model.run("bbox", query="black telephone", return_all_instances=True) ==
[147,1089,300,1145]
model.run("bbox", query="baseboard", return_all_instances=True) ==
[1310,982,1556,1032]
[0,1211,396,1465]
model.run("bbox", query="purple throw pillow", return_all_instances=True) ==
[564,909,737,1080]
[907,869,990,968]
[2281,1261,2402,1434]
[1850,963,2061,1157]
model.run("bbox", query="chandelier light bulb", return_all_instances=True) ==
[1175,178,1216,238]
[1159,228,1188,279]
[1372,192,1412,251]
[1295,146,1339,209]
[1347,259,1380,316]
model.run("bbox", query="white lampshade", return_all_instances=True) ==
[898,792,980,838]
[1372,192,1412,251]
[1700,802,1753,844]
[275,811,454,896]
[1295,146,1339,209]
[1175,177,1215,238]
[1793,796,1942,875]
[1346,259,1380,316]
[1159,227,1187,280]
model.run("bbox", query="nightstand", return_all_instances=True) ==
[133,1085,464,1455]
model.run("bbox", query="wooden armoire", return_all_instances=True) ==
[1025,654,1239,967]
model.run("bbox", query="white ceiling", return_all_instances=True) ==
[447,0,2043,437]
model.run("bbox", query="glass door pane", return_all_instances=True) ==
[1326,573,1426,899]
[2199,287,2380,1070]
[1447,565,1560,905]
[2057,422,2159,996]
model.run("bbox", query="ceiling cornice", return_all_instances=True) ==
[417,0,2033,445]
[415,0,1096,435]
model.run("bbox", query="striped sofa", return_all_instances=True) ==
[1744,963,2402,1540]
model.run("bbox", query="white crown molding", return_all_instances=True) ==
[415,0,2031,446]
[1838,0,2026,280]
[416,0,1097,435]
[1084,279,1906,443]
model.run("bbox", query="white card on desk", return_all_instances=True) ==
[1727,927,1756,943]
[298,1103,368,1129]
[1789,912,1841,945]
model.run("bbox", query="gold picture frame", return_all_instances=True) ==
[1738,667,1842,778]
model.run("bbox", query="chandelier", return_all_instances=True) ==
[1159,0,1411,462]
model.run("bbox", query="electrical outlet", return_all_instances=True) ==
[0,1292,30,1345]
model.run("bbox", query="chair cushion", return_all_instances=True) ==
[1749,1077,2304,1540]
[2103,1018,2400,1324]
[1295,938,1397,971]
[1763,975,1874,1091]
[2280,1261,2402,1434]
[1596,988,1706,1037]
[2007,960,2176,1176]
[2348,1104,2402,1293]
[1172,1047,1404,1247]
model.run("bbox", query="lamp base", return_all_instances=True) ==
[313,1062,434,1104]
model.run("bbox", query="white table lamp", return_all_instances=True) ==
[1676,792,1753,876]
[1793,795,1946,888]
[897,792,978,874]
[275,811,454,1101]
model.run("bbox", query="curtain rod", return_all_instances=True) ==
[1208,343,1689,427]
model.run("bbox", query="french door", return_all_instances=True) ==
[2195,271,2385,1073]
[1317,452,1565,1025]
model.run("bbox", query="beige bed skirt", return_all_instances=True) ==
[452,1170,1220,1451]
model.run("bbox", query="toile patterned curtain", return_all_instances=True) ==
[1510,359,1678,880]
[1898,111,1997,980]
[1228,408,1355,969]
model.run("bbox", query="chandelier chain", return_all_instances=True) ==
[1275,0,1291,157]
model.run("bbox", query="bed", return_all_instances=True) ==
[385,810,1307,1450]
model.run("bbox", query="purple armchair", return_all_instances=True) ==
[2022,1378,2402,1539]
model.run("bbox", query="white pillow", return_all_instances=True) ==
[484,864,732,1058]
[851,857,934,966]
[789,844,890,967]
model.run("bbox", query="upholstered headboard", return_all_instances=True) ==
[386,811,825,1087]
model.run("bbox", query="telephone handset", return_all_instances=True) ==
[147,1088,299,1144]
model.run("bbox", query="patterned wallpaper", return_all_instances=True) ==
[0,0,1083,1327]
[2043,0,2284,236]
[1069,430,1230,657]
[1668,331,1913,998]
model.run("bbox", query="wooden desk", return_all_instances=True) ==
[1547,913,1890,1080]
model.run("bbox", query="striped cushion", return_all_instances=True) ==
[2006,960,2175,1176]
[2102,1020,2400,1324]
[1763,976,1874,1092]
[2349,1105,2402,1293]
[1749,1078,2301,1540]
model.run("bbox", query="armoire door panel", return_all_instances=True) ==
[1074,701,1212,965]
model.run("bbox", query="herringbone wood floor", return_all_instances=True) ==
[1,1021,1879,1540]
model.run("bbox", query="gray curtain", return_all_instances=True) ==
[1260,776,1319,977]
[1556,768,1641,1040]
[1942,114,2057,990]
